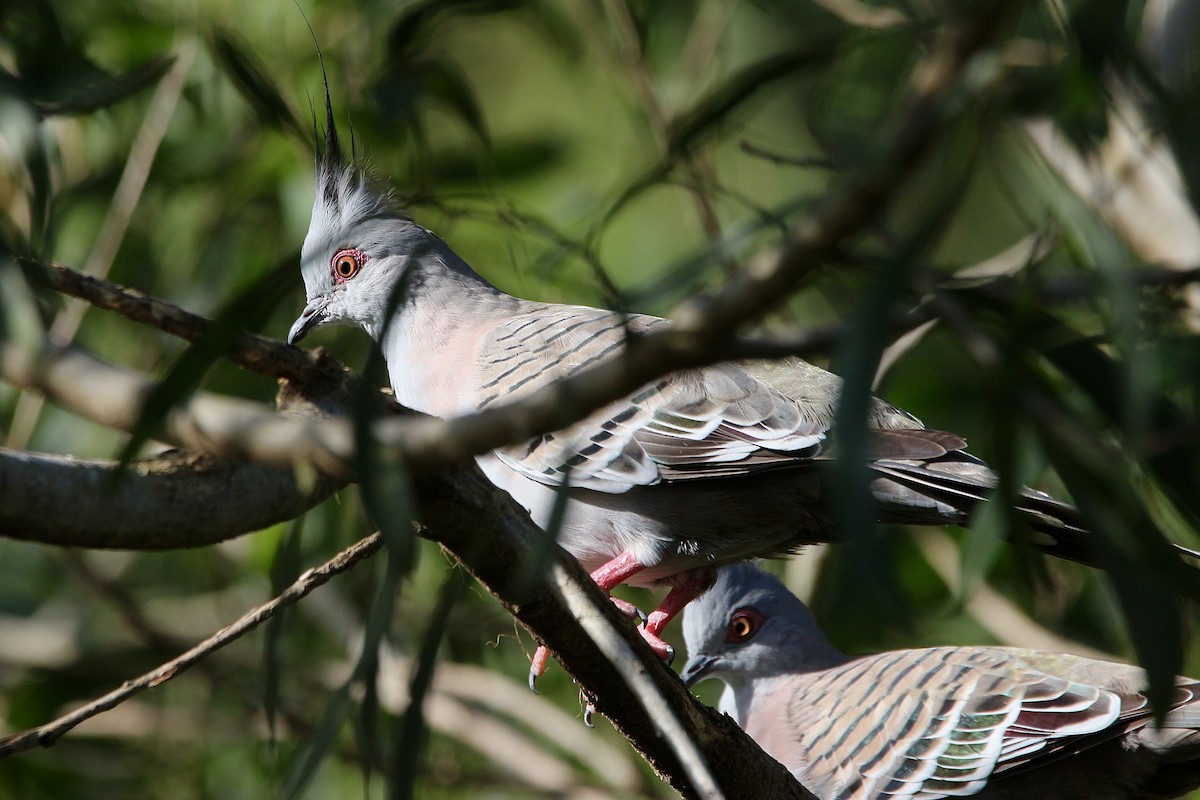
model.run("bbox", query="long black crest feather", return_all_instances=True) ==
[296,3,343,183]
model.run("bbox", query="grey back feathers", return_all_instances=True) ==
[681,565,1200,800]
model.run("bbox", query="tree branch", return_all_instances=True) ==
[0,448,341,549]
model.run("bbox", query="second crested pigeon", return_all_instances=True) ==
[681,564,1200,800]
[286,99,1166,684]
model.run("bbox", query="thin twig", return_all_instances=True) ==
[0,532,383,759]
[599,0,735,275]
[21,258,331,385]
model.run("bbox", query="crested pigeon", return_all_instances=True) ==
[285,100,1171,684]
[680,564,1200,800]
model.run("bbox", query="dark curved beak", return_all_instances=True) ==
[288,297,329,345]
[679,654,717,688]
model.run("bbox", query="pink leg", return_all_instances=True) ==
[527,559,714,688]
[529,552,649,690]
[643,570,716,659]
[589,550,647,592]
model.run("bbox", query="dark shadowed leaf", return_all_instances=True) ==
[371,57,489,147]
[389,570,465,800]
[667,43,839,157]
[282,682,354,800]
[115,250,299,466]
[387,0,525,61]
[34,56,175,116]
[1031,389,1193,717]
[1011,306,1200,533]
[210,30,307,142]
[265,519,305,743]
[3,0,172,117]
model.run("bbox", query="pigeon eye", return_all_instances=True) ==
[726,608,763,643]
[332,249,367,283]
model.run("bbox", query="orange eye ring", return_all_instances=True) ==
[331,248,368,283]
[726,607,764,643]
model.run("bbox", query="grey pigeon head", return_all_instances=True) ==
[679,563,845,688]
[288,93,460,346]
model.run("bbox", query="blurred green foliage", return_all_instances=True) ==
[2,0,1200,797]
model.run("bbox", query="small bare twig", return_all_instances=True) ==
[597,0,737,275]
[0,532,384,759]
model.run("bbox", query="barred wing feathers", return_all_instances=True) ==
[476,306,829,492]
[787,647,1134,800]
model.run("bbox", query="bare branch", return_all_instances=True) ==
[0,341,360,479]
[410,461,812,799]
[21,257,327,384]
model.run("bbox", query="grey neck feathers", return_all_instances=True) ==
[395,229,512,312]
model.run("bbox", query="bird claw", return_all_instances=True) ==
[610,596,648,626]
[528,644,550,693]
[637,627,675,665]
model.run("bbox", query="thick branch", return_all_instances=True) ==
[0,342,359,479]
[0,448,341,549]
[411,461,812,799]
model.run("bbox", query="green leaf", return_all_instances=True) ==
[281,682,354,800]
[1030,387,1193,719]
[264,518,305,744]
[389,570,465,800]
[0,255,45,349]
[33,55,175,117]
[370,57,489,147]
[114,250,298,466]
[667,43,839,157]
[210,30,307,142]
[387,0,524,61]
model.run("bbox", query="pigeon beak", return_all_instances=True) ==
[288,296,329,345]
[679,654,717,688]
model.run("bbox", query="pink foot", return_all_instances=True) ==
[525,554,713,689]
[641,570,715,665]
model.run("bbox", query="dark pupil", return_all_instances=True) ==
[338,258,354,276]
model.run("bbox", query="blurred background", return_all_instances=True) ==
[2,0,1200,797]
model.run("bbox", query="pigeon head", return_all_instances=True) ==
[679,564,845,689]
[288,92,448,346]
